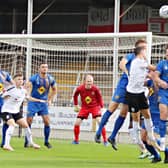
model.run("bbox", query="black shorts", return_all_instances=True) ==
[125,91,149,113]
[0,112,23,122]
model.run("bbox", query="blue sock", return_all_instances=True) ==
[96,110,112,136]
[109,116,125,140]
[159,120,167,138]
[1,123,8,146]
[44,125,50,144]
[143,141,160,158]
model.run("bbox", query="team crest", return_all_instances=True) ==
[85,96,92,104]
[149,87,154,96]
[38,86,46,94]
[0,83,4,92]
[6,115,9,119]
[131,107,135,112]
[115,95,120,100]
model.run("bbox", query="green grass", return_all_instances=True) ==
[0,137,166,168]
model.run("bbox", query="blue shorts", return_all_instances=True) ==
[158,93,168,105]
[112,87,127,104]
[141,113,160,134]
[27,101,49,117]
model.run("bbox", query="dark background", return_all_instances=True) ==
[0,0,167,33]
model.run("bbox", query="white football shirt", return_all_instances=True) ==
[1,86,26,114]
[126,57,148,93]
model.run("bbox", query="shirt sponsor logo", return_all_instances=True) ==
[38,86,45,94]
[85,96,92,104]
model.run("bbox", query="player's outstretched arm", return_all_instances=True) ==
[147,64,156,71]
[119,57,129,75]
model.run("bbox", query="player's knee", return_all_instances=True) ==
[74,121,81,126]
[75,118,82,125]
[108,102,118,112]
[119,112,127,117]
[22,122,29,128]
[160,112,168,120]
[43,118,50,126]
[142,110,151,119]
[141,132,147,142]
[44,121,50,126]
[27,117,33,125]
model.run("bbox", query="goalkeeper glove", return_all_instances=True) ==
[74,106,80,113]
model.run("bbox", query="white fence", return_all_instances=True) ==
[23,106,130,133]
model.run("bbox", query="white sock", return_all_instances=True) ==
[132,121,144,146]
[144,118,155,141]
[132,121,140,141]
[160,137,166,143]
[160,137,166,150]
[129,128,135,141]
[25,127,33,145]
[133,121,140,131]
[5,125,14,147]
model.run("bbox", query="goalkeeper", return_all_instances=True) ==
[72,74,108,146]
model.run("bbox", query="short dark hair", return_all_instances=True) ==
[13,73,23,79]
[84,74,93,80]
[39,62,48,67]
[134,46,146,55]
[135,39,147,47]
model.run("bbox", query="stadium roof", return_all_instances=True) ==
[2,0,168,9]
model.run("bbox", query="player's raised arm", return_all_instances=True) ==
[119,57,128,74]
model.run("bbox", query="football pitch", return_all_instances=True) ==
[0,137,166,168]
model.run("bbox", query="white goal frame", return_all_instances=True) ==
[0,32,152,89]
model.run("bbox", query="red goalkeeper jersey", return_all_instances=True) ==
[73,84,103,108]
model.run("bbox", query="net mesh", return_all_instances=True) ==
[0,34,167,107]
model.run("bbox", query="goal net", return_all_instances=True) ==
[0,33,167,139]
[0,32,160,107]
